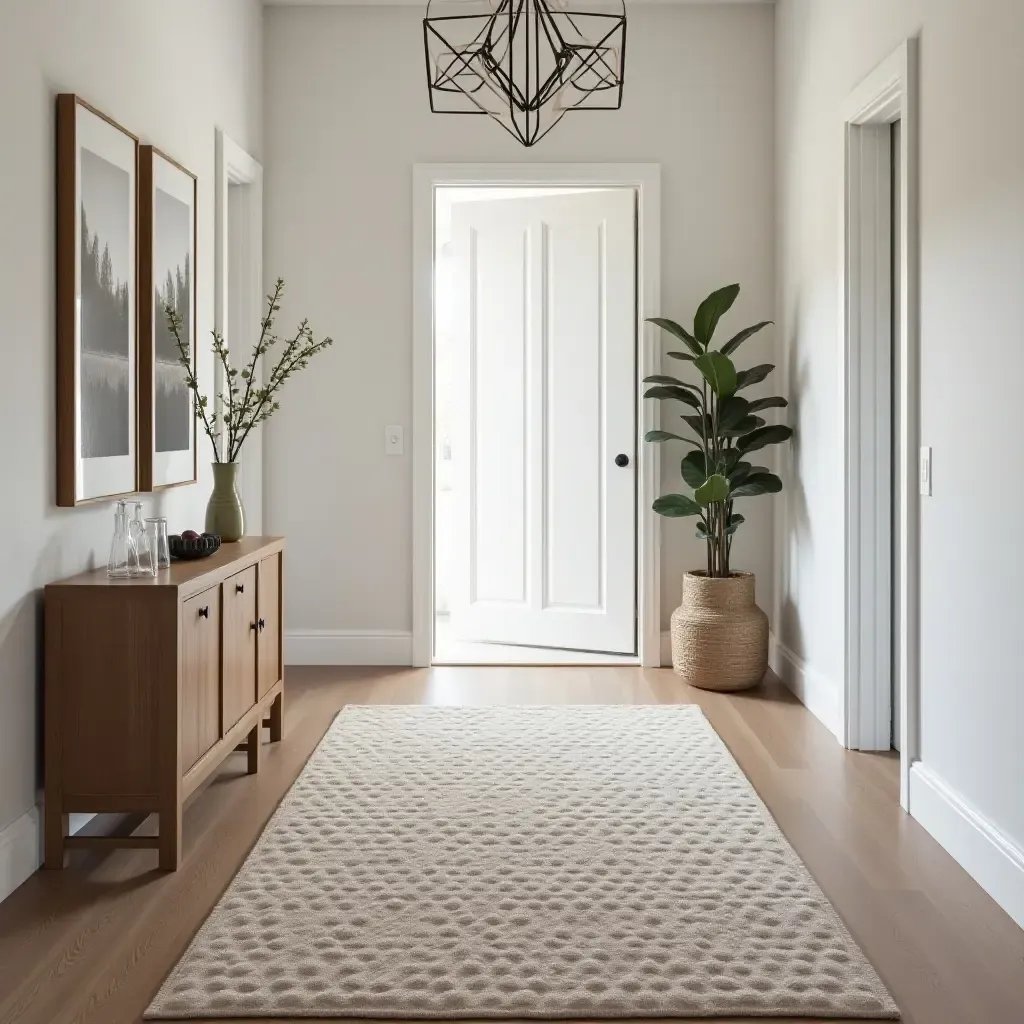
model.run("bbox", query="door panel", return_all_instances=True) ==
[181,587,220,771]
[221,565,257,732]
[448,190,636,654]
[257,553,282,699]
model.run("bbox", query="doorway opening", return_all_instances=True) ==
[842,40,918,808]
[215,131,263,529]
[432,185,638,665]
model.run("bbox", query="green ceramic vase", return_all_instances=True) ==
[205,462,245,542]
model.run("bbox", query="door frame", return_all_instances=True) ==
[841,40,919,808]
[411,163,662,668]
[214,130,263,527]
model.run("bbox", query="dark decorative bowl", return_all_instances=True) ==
[169,533,222,561]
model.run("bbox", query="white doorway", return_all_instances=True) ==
[412,165,662,668]
[215,131,263,528]
[842,40,919,807]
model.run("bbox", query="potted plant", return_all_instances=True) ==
[644,283,792,690]
[166,278,332,541]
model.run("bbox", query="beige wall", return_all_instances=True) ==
[0,0,263,900]
[263,2,777,644]
[775,0,1024,865]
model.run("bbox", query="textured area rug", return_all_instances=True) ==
[147,705,898,1019]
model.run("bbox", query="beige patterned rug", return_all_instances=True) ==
[147,705,898,1019]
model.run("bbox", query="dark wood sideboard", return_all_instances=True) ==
[44,536,285,871]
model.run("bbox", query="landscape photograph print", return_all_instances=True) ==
[56,95,138,506]
[154,187,192,452]
[80,148,132,460]
[139,146,197,490]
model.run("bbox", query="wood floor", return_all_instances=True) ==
[0,667,1021,1024]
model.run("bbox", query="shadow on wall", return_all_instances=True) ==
[775,295,812,655]
[0,536,98,811]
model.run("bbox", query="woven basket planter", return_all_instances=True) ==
[670,571,768,691]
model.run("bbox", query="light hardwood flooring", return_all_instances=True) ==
[0,667,1021,1024]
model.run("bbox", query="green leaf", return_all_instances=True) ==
[642,374,701,393]
[647,317,702,357]
[718,395,751,431]
[643,385,701,410]
[745,395,789,414]
[695,473,730,506]
[680,450,712,489]
[729,472,783,498]
[693,284,740,347]
[728,512,746,529]
[693,351,737,397]
[720,320,772,356]
[665,350,696,362]
[653,494,702,518]
[737,424,794,453]
[728,461,755,487]
[682,413,714,439]
[735,363,775,391]
[644,430,692,444]
[722,414,766,438]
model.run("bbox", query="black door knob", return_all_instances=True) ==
[198,606,209,619]
[614,453,630,467]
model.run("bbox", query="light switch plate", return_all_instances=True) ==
[919,446,931,496]
[385,425,404,456]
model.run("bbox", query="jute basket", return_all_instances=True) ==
[670,571,768,691]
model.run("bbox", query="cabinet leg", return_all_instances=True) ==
[246,722,262,774]
[269,691,284,743]
[158,809,181,871]
[44,803,68,870]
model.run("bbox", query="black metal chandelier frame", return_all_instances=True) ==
[424,0,627,147]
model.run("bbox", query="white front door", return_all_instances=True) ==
[446,189,637,654]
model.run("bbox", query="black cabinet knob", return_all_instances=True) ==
[198,606,209,619]
[258,618,266,631]
[614,453,630,467]
[236,583,245,593]
[250,621,258,631]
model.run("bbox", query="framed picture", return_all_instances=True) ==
[138,146,197,490]
[56,94,139,506]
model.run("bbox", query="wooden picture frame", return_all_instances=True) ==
[138,146,198,491]
[56,94,140,506]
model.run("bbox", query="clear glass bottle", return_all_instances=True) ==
[126,501,144,576]
[107,501,131,578]
[145,517,170,571]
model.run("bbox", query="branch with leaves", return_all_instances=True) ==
[644,284,793,578]
[165,278,333,464]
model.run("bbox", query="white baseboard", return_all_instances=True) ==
[659,629,671,667]
[909,762,1024,930]
[768,633,843,741]
[285,630,413,666]
[0,805,42,905]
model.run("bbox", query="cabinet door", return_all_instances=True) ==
[221,565,257,732]
[182,587,221,771]
[257,553,282,699]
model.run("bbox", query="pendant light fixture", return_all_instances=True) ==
[424,0,627,147]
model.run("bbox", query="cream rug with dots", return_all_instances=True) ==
[147,705,898,1020]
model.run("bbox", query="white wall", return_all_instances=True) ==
[775,0,1024,921]
[0,0,263,902]
[263,3,777,652]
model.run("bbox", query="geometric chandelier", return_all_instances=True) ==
[424,0,627,147]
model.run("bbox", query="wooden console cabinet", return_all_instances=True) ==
[44,537,285,870]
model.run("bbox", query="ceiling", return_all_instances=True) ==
[265,1,774,6]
